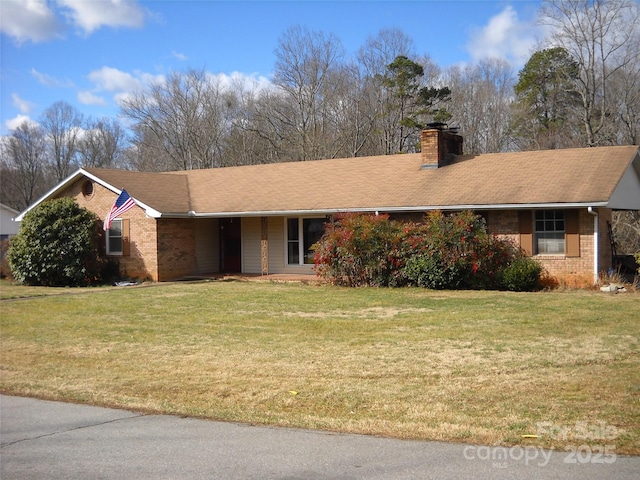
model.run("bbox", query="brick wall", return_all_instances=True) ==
[487,208,612,287]
[156,218,197,281]
[66,178,201,282]
[66,178,159,281]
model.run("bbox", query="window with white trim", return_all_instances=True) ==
[286,217,325,265]
[106,219,123,255]
[535,210,565,254]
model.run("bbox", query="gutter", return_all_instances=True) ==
[587,207,599,284]
[158,202,610,219]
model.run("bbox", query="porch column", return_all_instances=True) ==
[261,216,269,275]
[588,207,599,284]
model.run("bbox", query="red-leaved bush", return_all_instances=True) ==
[313,211,541,290]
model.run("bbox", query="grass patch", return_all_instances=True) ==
[1,279,638,454]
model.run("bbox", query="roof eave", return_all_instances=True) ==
[15,168,162,221]
[15,169,87,221]
[158,202,610,218]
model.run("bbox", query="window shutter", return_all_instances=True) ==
[122,219,130,257]
[519,210,533,255]
[565,209,580,257]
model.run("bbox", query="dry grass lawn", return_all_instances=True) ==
[1,279,638,454]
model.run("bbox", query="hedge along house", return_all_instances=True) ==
[16,128,640,285]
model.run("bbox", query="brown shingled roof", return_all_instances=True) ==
[85,145,640,216]
[84,168,191,213]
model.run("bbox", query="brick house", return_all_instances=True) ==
[16,128,640,285]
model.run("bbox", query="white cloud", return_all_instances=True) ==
[78,91,106,105]
[5,114,38,131]
[209,71,274,93]
[466,6,541,67]
[84,66,273,110]
[31,68,74,88]
[0,0,148,44]
[12,94,36,114]
[0,0,63,44]
[87,66,165,106]
[172,50,188,61]
[56,0,146,35]
[88,66,142,92]
[136,70,166,87]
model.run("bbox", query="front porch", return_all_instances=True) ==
[173,272,323,284]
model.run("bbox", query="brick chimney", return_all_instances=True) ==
[420,124,463,168]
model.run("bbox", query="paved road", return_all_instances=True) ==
[1,395,638,479]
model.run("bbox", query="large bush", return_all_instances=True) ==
[312,213,403,287]
[8,198,106,286]
[313,211,542,291]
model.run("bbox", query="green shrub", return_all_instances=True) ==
[0,238,12,279]
[404,251,464,289]
[8,197,106,286]
[635,253,640,275]
[499,256,543,292]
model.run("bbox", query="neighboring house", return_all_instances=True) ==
[16,128,640,285]
[1,203,20,274]
[0,203,20,240]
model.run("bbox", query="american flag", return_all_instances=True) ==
[104,189,136,231]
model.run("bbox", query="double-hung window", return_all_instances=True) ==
[286,217,325,265]
[106,219,124,255]
[535,210,565,254]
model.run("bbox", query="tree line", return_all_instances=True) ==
[1,0,639,251]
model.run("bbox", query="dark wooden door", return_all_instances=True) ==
[220,218,241,272]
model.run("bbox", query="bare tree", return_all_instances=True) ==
[267,25,346,161]
[358,28,415,80]
[78,117,128,169]
[612,211,640,255]
[320,61,377,158]
[608,59,640,145]
[40,101,83,181]
[445,59,516,154]
[539,0,640,146]
[121,68,232,170]
[0,121,49,211]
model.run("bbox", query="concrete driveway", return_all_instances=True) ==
[1,395,637,479]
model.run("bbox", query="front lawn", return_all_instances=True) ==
[1,280,638,454]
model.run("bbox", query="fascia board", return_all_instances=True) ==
[81,170,162,218]
[161,202,608,219]
[14,169,86,221]
[15,168,163,221]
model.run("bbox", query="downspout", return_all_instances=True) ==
[587,207,598,284]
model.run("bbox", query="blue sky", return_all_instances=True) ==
[1,0,544,135]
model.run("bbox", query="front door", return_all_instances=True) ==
[220,218,241,272]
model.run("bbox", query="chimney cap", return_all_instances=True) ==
[426,122,460,135]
